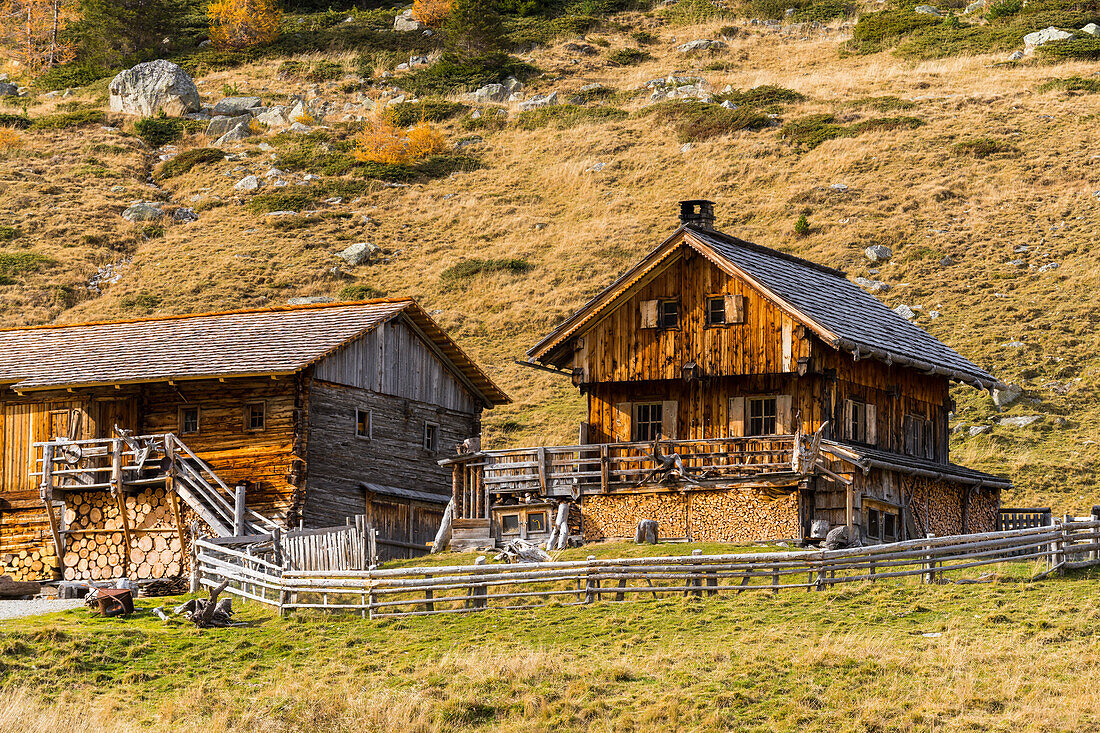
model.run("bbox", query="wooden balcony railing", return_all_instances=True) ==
[443,437,801,521]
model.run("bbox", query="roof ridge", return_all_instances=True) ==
[687,225,848,279]
[0,298,414,333]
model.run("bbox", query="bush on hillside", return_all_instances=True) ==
[28,110,107,130]
[642,100,771,143]
[133,117,186,147]
[986,0,1022,20]
[1037,36,1100,60]
[663,0,732,24]
[1037,76,1100,93]
[843,95,916,111]
[846,10,943,53]
[781,113,923,150]
[953,138,1019,157]
[515,106,628,130]
[607,48,651,65]
[388,100,470,127]
[156,147,225,178]
[441,257,533,280]
[339,283,387,300]
[0,227,19,241]
[719,85,805,110]
[0,114,31,129]
[0,252,52,279]
[400,53,536,95]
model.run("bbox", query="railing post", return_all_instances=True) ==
[367,564,377,620]
[233,483,247,537]
[1092,506,1100,563]
[923,533,936,584]
[600,444,610,493]
[470,555,487,609]
[189,520,201,593]
[584,555,597,603]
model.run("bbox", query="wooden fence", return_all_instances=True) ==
[283,516,377,572]
[195,519,1100,619]
[999,507,1053,531]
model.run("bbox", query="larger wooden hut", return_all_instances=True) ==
[0,299,508,581]
[444,201,1009,549]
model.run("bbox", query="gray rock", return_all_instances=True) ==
[214,122,251,146]
[212,96,262,116]
[172,207,198,223]
[109,60,200,116]
[1024,27,1073,50]
[1013,244,1029,253]
[1009,258,1027,267]
[517,91,558,112]
[470,83,508,103]
[914,4,942,14]
[993,383,1023,408]
[968,425,992,436]
[0,81,17,97]
[256,106,291,128]
[288,296,335,305]
[998,415,1042,428]
[1006,50,1024,61]
[855,276,890,293]
[393,10,425,31]
[830,183,849,191]
[963,0,984,13]
[265,210,297,216]
[205,114,251,138]
[824,525,862,550]
[121,202,164,222]
[939,255,955,266]
[288,121,312,133]
[677,39,727,52]
[234,174,261,192]
[1082,22,1100,35]
[865,244,893,263]
[503,76,523,93]
[337,242,379,266]
[893,304,917,320]
[1038,262,1060,273]
[563,42,598,55]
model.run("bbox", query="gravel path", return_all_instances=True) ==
[0,598,85,620]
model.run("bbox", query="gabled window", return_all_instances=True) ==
[244,402,265,432]
[423,422,439,452]
[632,402,663,442]
[355,408,372,439]
[747,397,777,436]
[179,406,199,435]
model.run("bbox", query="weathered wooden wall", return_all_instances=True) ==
[581,488,801,543]
[302,380,478,527]
[369,495,446,561]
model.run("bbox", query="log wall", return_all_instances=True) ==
[581,488,801,542]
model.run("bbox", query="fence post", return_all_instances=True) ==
[690,549,703,597]
[367,564,377,620]
[189,520,201,593]
[923,533,935,584]
[468,555,488,609]
[233,483,247,537]
[424,573,434,613]
[584,555,597,604]
[1092,506,1100,563]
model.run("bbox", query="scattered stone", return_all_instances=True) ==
[264,168,286,178]
[1082,23,1100,36]
[993,383,1023,408]
[121,202,164,222]
[288,121,313,133]
[470,83,508,103]
[1013,244,1029,253]
[720,100,736,109]
[393,9,426,31]
[1038,262,1060,273]
[968,425,992,436]
[830,183,849,192]
[680,142,692,153]
[563,42,598,55]
[963,0,984,13]
[337,242,379,266]
[256,106,291,128]
[928,310,940,320]
[1003,341,1026,348]
[534,222,548,231]
[1006,50,1024,61]
[1024,27,1073,51]
[234,175,261,192]
[940,255,955,266]
[0,81,17,97]
[1009,258,1026,267]
[517,91,558,112]
[584,161,608,173]
[503,76,523,93]
[893,304,917,320]
[212,96,262,116]
[214,122,251,146]
[172,207,198,223]
[854,276,890,293]
[998,415,1042,428]
[677,39,727,52]
[914,4,941,14]
[110,185,126,193]
[324,197,343,205]
[864,244,893,263]
[288,296,335,305]
[265,210,297,216]
[109,59,201,116]
[205,114,251,138]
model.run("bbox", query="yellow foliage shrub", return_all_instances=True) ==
[293,112,316,126]
[411,0,452,27]
[0,127,23,151]
[207,0,282,50]
[351,113,448,165]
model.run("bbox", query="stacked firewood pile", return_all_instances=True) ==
[907,478,965,536]
[61,487,186,581]
[0,546,59,582]
[687,490,800,542]
[582,493,688,541]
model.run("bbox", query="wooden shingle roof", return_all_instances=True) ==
[528,225,1000,390]
[0,299,509,405]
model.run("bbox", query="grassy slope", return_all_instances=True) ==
[2,12,1100,515]
[2,564,1100,732]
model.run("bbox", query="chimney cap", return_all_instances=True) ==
[679,199,715,229]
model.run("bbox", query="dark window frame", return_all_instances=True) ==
[244,402,266,432]
[632,402,663,442]
[501,513,521,535]
[847,399,868,443]
[903,414,933,459]
[527,512,547,534]
[658,299,680,329]
[747,396,778,436]
[705,295,727,327]
[355,408,372,440]
[179,406,200,435]
[423,421,439,452]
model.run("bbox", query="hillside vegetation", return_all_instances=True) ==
[2,0,1100,513]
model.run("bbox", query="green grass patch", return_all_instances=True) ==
[782,113,924,151]
[354,154,480,182]
[748,0,854,21]
[641,100,772,143]
[441,257,534,280]
[156,147,224,178]
[247,191,321,215]
[893,21,1024,60]
[133,117,185,148]
[953,137,1019,157]
[1037,35,1100,60]
[387,100,470,127]
[28,110,106,130]
[515,105,628,130]
[843,95,917,112]
[607,47,652,66]
[719,85,806,110]
[0,226,20,242]
[1037,76,1100,93]
[0,113,31,129]
[0,252,51,279]
[663,0,733,24]
[338,283,387,300]
[400,53,537,96]
[846,9,943,54]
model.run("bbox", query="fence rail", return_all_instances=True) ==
[195,519,1100,619]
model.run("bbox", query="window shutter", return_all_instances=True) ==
[782,321,793,371]
[843,399,853,440]
[728,397,745,437]
[725,294,744,324]
[639,300,658,328]
[613,402,632,442]
[776,395,793,434]
[865,403,877,444]
[661,400,677,440]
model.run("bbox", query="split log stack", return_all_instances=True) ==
[582,489,800,542]
[0,546,59,582]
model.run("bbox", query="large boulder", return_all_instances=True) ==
[469,83,508,103]
[992,383,1023,409]
[824,525,862,550]
[1024,26,1073,51]
[864,244,893,263]
[337,242,379,266]
[394,9,426,31]
[256,106,291,128]
[677,39,727,52]
[212,96,262,116]
[517,91,558,112]
[0,81,17,97]
[122,202,165,222]
[206,114,251,138]
[109,60,201,117]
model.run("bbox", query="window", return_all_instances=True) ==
[527,512,547,534]
[883,512,897,542]
[179,406,199,435]
[658,299,679,329]
[865,504,899,543]
[355,408,372,439]
[747,397,777,436]
[423,422,439,452]
[706,296,726,326]
[845,399,874,443]
[633,402,663,442]
[867,508,880,540]
[244,403,265,432]
[904,414,933,459]
[501,514,520,535]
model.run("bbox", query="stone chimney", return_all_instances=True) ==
[679,199,715,229]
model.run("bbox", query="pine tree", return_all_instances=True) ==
[444,0,503,59]
[73,0,187,69]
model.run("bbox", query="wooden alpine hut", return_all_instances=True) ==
[443,201,1009,549]
[0,299,508,581]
